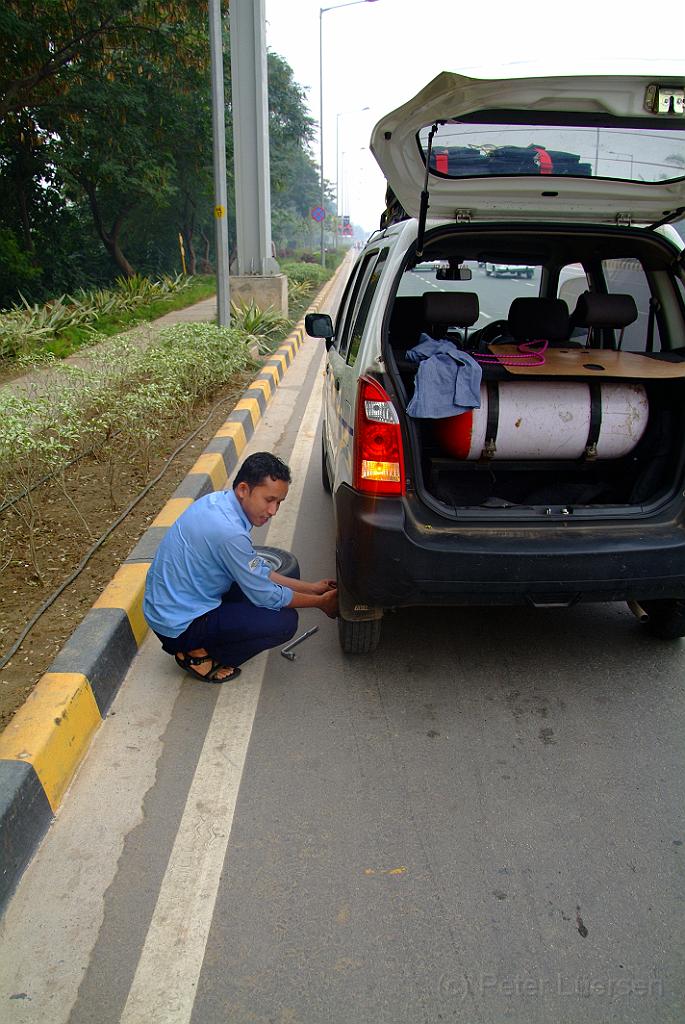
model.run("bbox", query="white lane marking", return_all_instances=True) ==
[119,362,324,1024]
[0,651,183,1024]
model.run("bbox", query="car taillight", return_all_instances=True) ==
[353,376,405,496]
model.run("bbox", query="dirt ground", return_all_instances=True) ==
[0,371,255,731]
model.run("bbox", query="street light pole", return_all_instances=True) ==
[319,0,379,268]
[318,7,325,267]
[208,0,230,325]
[336,106,369,216]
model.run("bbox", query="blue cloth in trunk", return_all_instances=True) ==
[405,334,482,419]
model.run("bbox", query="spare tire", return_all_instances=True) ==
[254,545,300,580]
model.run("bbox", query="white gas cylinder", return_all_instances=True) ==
[435,381,648,460]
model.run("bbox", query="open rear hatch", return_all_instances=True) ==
[371,70,685,521]
[370,71,685,238]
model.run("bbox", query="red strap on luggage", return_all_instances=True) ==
[534,147,553,175]
[434,151,449,174]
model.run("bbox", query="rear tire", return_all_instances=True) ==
[641,598,685,640]
[338,616,382,655]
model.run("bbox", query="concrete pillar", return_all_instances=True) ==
[229,0,287,314]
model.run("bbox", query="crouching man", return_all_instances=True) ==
[143,451,338,682]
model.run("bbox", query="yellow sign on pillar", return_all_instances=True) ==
[214,205,226,219]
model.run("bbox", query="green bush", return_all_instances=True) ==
[0,273,197,362]
[0,322,253,517]
[229,300,292,354]
[281,261,331,288]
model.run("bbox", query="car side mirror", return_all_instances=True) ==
[305,313,334,340]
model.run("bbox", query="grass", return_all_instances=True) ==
[44,276,217,357]
[0,250,343,369]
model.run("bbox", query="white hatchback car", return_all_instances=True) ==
[306,71,685,654]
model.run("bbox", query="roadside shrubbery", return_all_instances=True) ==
[229,300,292,355]
[0,260,332,364]
[281,261,331,289]
[0,274,196,361]
[0,257,335,577]
[0,322,252,576]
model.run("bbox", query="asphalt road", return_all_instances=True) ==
[1,278,683,1024]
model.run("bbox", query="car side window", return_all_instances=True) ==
[334,252,379,358]
[557,263,590,326]
[602,258,661,352]
[333,255,364,346]
[347,248,389,366]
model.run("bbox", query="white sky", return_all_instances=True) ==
[264,0,684,234]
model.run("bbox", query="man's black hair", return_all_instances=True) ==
[233,451,291,490]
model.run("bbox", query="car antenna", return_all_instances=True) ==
[416,123,438,258]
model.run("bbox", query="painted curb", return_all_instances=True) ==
[0,266,344,914]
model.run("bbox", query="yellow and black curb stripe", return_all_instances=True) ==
[0,266,345,913]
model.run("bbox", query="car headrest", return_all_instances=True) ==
[422,291,479,328]
[508,297,570,341]
[571,292,638,329]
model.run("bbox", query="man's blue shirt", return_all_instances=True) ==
[143,489,294,637]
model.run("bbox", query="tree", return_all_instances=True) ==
[0,3,326,297]
[0,1,195,122]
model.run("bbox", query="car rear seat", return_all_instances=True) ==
[569,292,638,349]
[390,291,480,367]
[506,296,573,347]
[389,292,481,396]
[422,292,480,345]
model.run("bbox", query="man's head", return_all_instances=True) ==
[233,452,291,527]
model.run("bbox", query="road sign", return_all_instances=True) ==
[311,205,326,223]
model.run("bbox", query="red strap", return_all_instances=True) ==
[534,147,553,175]
[434,151,448,174]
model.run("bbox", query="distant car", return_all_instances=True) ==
[485,262,534,278]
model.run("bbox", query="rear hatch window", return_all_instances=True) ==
[422,121,685,184]
[371,73,685,223]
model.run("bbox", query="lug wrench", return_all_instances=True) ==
[280,625,319,661]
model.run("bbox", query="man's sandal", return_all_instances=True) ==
[174,653,241,684]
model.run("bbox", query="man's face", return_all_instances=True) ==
[235,476,289,527]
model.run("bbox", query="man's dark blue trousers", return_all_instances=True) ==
[154,583,298,668]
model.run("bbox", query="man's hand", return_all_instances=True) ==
[319,587,339,618]
[311,578,337,596]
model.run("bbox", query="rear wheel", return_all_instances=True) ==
[338,616,382,655]
[640,598,685,640]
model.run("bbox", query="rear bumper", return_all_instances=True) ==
[334,484,685,609]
